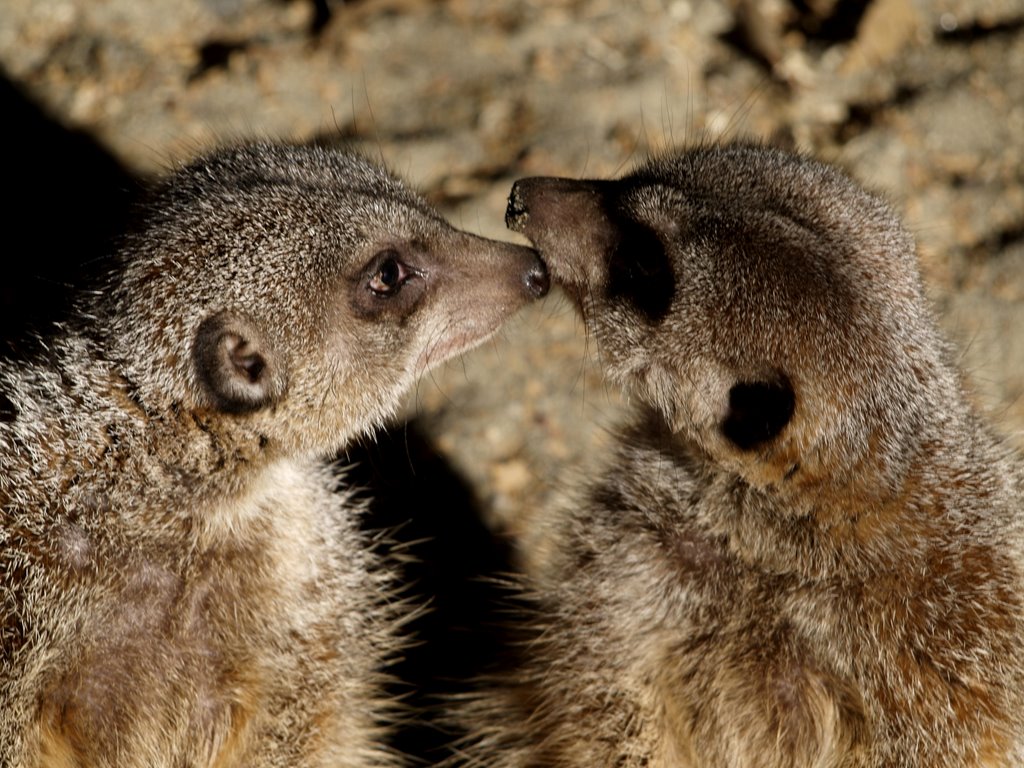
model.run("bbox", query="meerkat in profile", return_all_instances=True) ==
[457,143,1024,767]
[0,141,549,768]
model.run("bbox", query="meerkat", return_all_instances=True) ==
[456,143,1024,767]
[0,141,549,768]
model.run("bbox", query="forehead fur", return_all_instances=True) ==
[168,142,431,210]
[125,143,444,255]
[619,143,919,292]
[109,143,444,302]
[629,144,889,220]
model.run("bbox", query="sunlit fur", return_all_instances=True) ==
[0,142,545,767]
[456,143,1024,767]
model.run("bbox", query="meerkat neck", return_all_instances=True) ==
[719,413,1011,582]
[15,332,283,517]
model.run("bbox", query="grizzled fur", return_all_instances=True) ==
[457,143,1024,767]
[0,142,547,767]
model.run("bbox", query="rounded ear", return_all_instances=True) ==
[192,311,286,413]
[720,374,795,451]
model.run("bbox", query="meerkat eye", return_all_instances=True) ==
[367,250,412,296]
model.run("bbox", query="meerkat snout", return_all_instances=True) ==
[505,177,614,295]
[508,177,675,323]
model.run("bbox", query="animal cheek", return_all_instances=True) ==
[635,357,731,439]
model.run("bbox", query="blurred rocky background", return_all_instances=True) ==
[3,0,1023,756]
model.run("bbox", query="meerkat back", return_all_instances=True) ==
[0,142,548,768]
[455,143,1024,767]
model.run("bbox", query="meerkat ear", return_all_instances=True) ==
[193,311,286,413]
[720,375,795,450]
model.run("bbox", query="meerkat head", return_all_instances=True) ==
[508,143,951,500]
[97,142,548,455]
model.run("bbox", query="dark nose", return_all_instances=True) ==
[506,182,530,231]
[524,254,550,298]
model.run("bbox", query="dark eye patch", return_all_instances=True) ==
[351,246,426,319]
[367,250,412,297]
[606,219,675,323]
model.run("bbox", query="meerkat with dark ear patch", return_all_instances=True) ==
[0,141,548,768]
[456,143,1024,767]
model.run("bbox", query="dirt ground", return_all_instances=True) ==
[2,0,1023,755]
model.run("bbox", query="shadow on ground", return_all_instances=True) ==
[0,70,138,357]
[347,420,521,763]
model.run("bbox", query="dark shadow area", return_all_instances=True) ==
[791,0,871,42]
[310,0,334,36]
[344,419,521,764]
[720,0,872,71]
[938,15,1024,42]
[0,70,139,359]
[189,40,251,83]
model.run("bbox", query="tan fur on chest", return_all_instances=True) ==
[28,460,350,768]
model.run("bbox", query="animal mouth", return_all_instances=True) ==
[415,322,501,374]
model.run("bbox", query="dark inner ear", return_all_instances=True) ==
[721,376,795,450]
[229,338,266,383]
[193,312,284,414]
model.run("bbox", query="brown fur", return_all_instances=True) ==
[0,142,548,767]
[455,143,1024,767]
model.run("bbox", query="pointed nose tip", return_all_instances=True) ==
[524,256,550,298]
[506,183,529,232]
